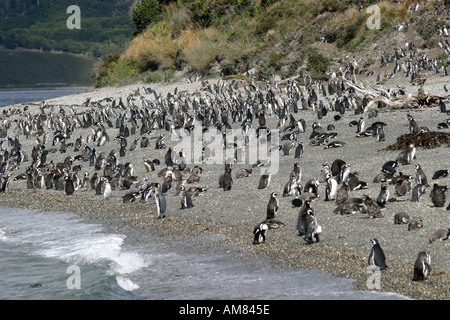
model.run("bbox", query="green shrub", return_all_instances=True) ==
[144,71,163,83]
[417,16,443,40]
[306,50,330,75]
[132,0,163,34]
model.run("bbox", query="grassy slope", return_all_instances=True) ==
[0,47,98,88]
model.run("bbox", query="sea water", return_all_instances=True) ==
[0,88,86,107]
[0,206,410,300]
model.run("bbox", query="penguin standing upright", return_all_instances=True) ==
[65,175,75,195]
[375,124,386,142]
[154,183,167,218]
[368,239,388,270]
[414,164,429,186]
[356,117,365,133]
[430,183,446,207]
[324,173,337,201]
[303,208,321,244]
[412,251,431,281]
[102,178,112,199]
[220,167,233,191]
[376,183,390,208]
[411,184,426,202]
[258,174,271,189]
[294,141,304,158]
[180,185,194,209]
[266,192,279,219]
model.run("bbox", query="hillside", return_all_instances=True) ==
[92,0,450,87]
[0,0,135,58]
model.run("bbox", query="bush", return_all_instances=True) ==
[131,0,162,34]
[306,50,330,75]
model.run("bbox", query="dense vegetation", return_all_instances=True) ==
[96,0,447,87]
[0,0,135,58]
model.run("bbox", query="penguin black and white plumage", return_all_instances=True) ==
[430,183,446,207]
[368,239,388,270]
[324,174,337,201]
[154,183,167,218]
[102,178,112,199]
[375,124,385,142]
[180,185,194,209]
[294,141,303,158]
[414,164,429,187]
[376,183,389,208]
[412,251,431,282]
[338,164,351,184]
[394,212,410,224]
[266,192,279,219]
[252,219,285,244]
[432,169,448,180]
[235,168,252,179]
[429,228,450,244]
[324,141,346,149]
[64,175,75,195]
[396,144,416,165]
[165,148,174,167]
[363,195,383,218]
[258,174,271,189]
[302,208,321,244]
[356,117,365,133]
[283,175,301,198]
[411,184,426,202]
[406,114,419,133]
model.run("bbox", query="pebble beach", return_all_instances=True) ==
[0,73,449,300]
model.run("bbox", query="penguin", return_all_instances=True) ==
[395,176,413,196]
[303,208,321,244]
[281,140,295,156]
[143,158,155,172]
[283,175,301,198]
[258,174,271,189]
[180,185,194,209]
[297,201,312,238]
[331,159,346,177]
[429,228,450,243]
[335,181,350,205]
[412,251,431,282]
[408,217,424,231]
[394,212,410,224]
[235,168,252,179]
[266,192,279,219]
[363,195,383,218]
[64,175,75,195]
[154,183,167,218]
[396,144,416,165]
[382,160,399,174]
[376,183,390,208]
[375,124,385,142]
[414,164,429,186]
[430,183,446,207]
[406,114,419,133]
[220,167,233,191]
[411,184,426,202]
[252,219,285,244]
[294,141,304,158]
[165,148,174,167]
[324,141,346,149]
[356,117,365,133]
[324,173,337,201]
[102,178,112,199]
[338,164,351,184]
[432,169,448,180]
[368,239,388,270]
[290,162,302,184]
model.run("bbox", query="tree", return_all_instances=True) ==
[131,0,162,34]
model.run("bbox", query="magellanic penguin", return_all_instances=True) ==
[180,185,194,209]
[252,219,285,245]
[335,181,350,205]
[266,192,279,219]
[430,183,446,207]
[64,175,75,195]
[258,174,271,189]
[394,212,410,224]
[219,167,233,191]
[414,164,429,187]
[303,208,321,244]
[294,141,304,158]
[412,251,431,282]
[411,184,426,202]
[102,177,112,199]
[324,173,337,201]
[408,217,424,231]
[428,228,450,244]
[376,183,389,208]
[406,114,419,133]
[283,175,301,198]
[368,239,388,270]
[432,169,448,180]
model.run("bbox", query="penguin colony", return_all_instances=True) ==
[0,32,449,290]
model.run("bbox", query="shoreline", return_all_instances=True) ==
[0,74,448,300]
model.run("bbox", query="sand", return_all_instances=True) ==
[0,72,449,300]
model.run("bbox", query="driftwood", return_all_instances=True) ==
[341,75,450,112]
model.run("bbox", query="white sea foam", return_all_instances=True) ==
[116,276,140,291]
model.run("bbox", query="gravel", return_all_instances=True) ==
[0,74,449,300]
